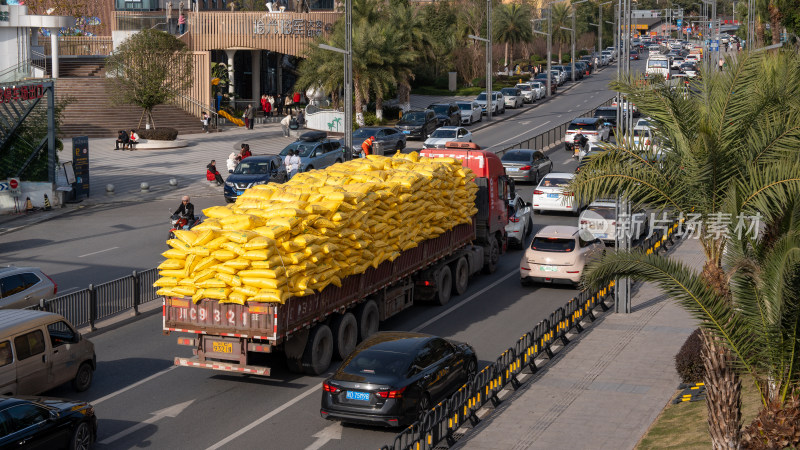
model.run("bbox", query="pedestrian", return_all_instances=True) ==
[289,149,301,177]
[284,149,296,178]
[178,13,186,34]
[292,91,301,113]
[206,160,225,186]
[718,58,724,72]
[245,104,255,129]
[240,143,252,159]
[201,111,210,133]
[242,105,252,129]
[280,112,292,137]
[115,130,130,150]
[227,151,240,173]
[296,110,305,129]
[268,95,275,117]
[128,129,140,150]
[276,93,284,116]
[260,94,269,117]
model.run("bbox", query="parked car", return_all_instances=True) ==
[515,84,536,103]
[0,310,96,395]
[474,92,503,115]
[278,131,344,172]
[224,155,288,202]
[500,149,553,184]
[456,101,482,125]
[579,55,595,73]
[423,126,473,149]
[575,61,590,76]
[532,173,581,215]
[320,332,477,427]
[396,109,438,140]
[533,74,558,94]
[520,226,604,287]
[506,192,533,249]
[579,199,649,244]
[0,396,97,449]
[500,87,524,109]
[528,81,546,100]
[351,126,406,156]
[0,267,56,309]
[427,103,461,127]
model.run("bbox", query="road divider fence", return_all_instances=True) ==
[381,220,682,450]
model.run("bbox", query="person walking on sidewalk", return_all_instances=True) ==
[245,104,255,129]
[288,150,301,178]
[201,112,210,133]
[242,105,252,129]
[206,160,224,186]
[280,112,292,137]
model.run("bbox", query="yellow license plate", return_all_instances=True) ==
[212,342,233,353]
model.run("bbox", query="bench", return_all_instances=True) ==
[129,139,189,150]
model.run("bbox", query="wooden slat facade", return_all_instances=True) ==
[170,51,212,118]
[182,11,341,57]
[43,37,114,56]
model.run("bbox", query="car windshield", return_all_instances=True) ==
[531,237,575,252]
[279,143,316,157]
[457,103,472,111]
[233,161,272,175]
[516,84,531,91]
[430,129,457,138]
[476,93,487,101]
[502,152,531,162]
[633,129,651,137]
[540,177,572,188]
[352,128,375,138]
[501,88,516,95]
[342,349,413,377]
[430,105,449,115]
[648,59,669,68]
[399,113,425,124]
[637,120,651,127]
[568,122,598,131]
[586,206,616,219]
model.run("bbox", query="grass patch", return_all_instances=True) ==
[636,377,763,449]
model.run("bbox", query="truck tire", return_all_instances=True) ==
[356,300,379,342]
[452,257,470,296]
[436,266,452,306]
[302,324,333,375]
[331,312,358,360]
[483,237,500,274]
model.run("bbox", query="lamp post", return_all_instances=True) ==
[531,17,553,98]
[598,1,613,54]
[569,0,589,82]
[468,34,493,120]
[319,43,352,159]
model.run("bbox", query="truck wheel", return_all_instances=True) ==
[452,258,470,296]
[356,300,379,342]
[483,238,500,274]
[302,324,333,375]
[331,312,358,360]
[436,266,452,306]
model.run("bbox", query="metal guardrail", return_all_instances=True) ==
[26,268,160,331]
[380,221,682,450]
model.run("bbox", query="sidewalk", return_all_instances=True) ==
[454,237,703,450]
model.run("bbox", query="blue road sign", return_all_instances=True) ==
[677,19,682,27]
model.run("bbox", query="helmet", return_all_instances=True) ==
[370,136,375,140]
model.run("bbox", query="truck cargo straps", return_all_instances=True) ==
[174,357,271,376]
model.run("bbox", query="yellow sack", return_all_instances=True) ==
[221,214,265,231]
[187,246,210,257]
[212,249,237,261]
[192,289,206,303]
[238,267,285,278]
[184,254,198,275]
[158,259,184,270]
[243,236,276,250]
[225,230,258,244]
[194,256,217,273]
[226,292,247,305]
[269,207,308,218]
[171,285,196,296]
[158,269,186,278]
[162,248,187,260]
[215,264,237,275]
[250,288,291,304]
[221,241,246,256]
[204,288,230,300]
[243,248,277,261]
[224,258,251,270]
[283,252,306,265]
[216,272,242,287]
[266,216,302,229]
[174,230,197,246]
[241,277,285,290]
[153,277,178,287]
[253,225,291,240]
[156,287,178,297]
[250,255,284,269]
[233,285,259,297]
[304,245,323,256]
[203,205,235,218]
[167,239,191,251]
[192,218,222,231]
[205,236,229,251]
[193,229,217,246]
[198,278,227,288]
[192,268,216,284]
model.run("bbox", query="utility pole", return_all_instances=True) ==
[547,4,553,98]
[531,16,552,97]
[615,0,631,314]
[486,0,492,121]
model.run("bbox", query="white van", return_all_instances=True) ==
[0,310,95,395]
[646,55,670,79]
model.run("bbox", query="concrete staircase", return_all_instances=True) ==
[56,77,205,138]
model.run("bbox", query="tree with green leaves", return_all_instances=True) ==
[105,29,194,129]
[574,50,800,448]
[493,3,533,69]
[550,3,572,63]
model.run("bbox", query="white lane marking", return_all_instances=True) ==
[78,247,119,258]
[568,109,574,113]
[92,366,179,406]
[205,385,319,450]
[562,159,574,165]
[304,423,343,450]
[488,120,551,149]
[412,270,517,332]
[98,400,194,445]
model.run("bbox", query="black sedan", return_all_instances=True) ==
[351,126,406,156]
[501,149,553,184]
[0,396,97,449]
[320,332,477,427]
[426,103,461,128]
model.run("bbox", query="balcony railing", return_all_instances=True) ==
[42,37,114,56]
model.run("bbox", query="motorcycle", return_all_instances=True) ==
[568,133,589,159]
[168,212,201,241]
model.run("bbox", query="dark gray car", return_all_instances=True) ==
[351,126,406,156]
[500,149,553,184]
[396,109,438,140]
[427,103,461,127]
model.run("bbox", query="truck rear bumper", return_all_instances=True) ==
[174,357,271,376]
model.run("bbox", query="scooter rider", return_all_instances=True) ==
[572,132,588,158]
[173,195,197,228]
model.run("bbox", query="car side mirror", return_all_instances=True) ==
[49,410,59,421]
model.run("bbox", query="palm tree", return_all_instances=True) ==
[550,3,571,64]
[574,50,800,448]
[390,1,430,112]
[493,3,533,69]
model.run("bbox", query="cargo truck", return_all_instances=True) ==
[163,142,509,376]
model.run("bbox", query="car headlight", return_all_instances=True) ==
[252,180,267,186]
[224,181,234,187]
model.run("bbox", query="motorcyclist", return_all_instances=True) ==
[173,195,196,229]
[572,132,588,158]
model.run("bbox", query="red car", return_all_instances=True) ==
[629,50,640,60]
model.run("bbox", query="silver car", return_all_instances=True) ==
[515,84,536,103]
[0,267,57,309]
[501,87,524,109]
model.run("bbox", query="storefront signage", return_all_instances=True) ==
[252,19,332,37]
[0,84,44,104]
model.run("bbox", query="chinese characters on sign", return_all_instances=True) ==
[252,19,330,37]
[579,212,763,241]
[0,84,45,104]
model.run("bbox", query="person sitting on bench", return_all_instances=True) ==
[115,130,130,150]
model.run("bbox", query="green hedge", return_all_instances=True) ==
[134,127,179,141]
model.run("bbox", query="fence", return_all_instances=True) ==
[26,268,160,331]
[380,220,682,450]
[42,37,114,56]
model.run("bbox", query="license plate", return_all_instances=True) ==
[539,265,558,272]
[595,233,608,238]
[212,342,233,353]
[506,168,518,172]
[346,391,370,402]
[236,190,244,195]
[547,193,559,198]
[402,131,410,134]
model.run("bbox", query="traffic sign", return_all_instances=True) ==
[8,178,19,195]
[677,19,682,28]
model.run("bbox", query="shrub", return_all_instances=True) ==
[742,393,800,449]
[471,77,486,88]
[674,328,705,383]
[134,127,179,141]
[381,105,401,121]
[362,112,386,126]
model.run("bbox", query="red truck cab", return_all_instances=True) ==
[421,142,508,272]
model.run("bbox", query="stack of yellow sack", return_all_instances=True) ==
[154,152,478,305]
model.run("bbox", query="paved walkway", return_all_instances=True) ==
[454,237,703,450]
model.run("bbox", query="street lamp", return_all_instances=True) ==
[531,17,553,98]
[597,1,613,55]
[468,33,493,120]
[569,0,589,82]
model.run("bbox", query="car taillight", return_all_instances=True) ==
[580,220,589,225]
[563,192,574,197]
[509,216,520,223]
[322,382,341,394]
[566,271,580,274]
[43,272,57,295]
[376,387,406,399]
[533,190,543,195]
[521,265,530,270]
[611,221,616,226]
[519,165,531,170]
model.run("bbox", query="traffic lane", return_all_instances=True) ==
[0,197,222,289]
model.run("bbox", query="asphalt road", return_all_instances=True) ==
[2,58,645,449]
